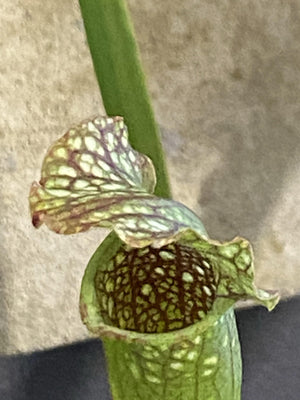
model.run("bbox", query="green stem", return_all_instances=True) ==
[78,0,171,198]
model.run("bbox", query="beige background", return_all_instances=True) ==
[1,0,299,354]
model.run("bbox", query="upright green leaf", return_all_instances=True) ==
[78,0,171,198]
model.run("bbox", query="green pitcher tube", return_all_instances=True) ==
[102,309,241,400]
[79,231,273,400]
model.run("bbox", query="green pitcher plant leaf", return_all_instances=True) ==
[30,116,279,334]
[30,116,279,399]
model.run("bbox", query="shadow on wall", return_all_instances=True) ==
[198,29,300,241]
[0,340,110,400]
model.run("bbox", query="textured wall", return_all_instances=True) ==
[1,0,299,354]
